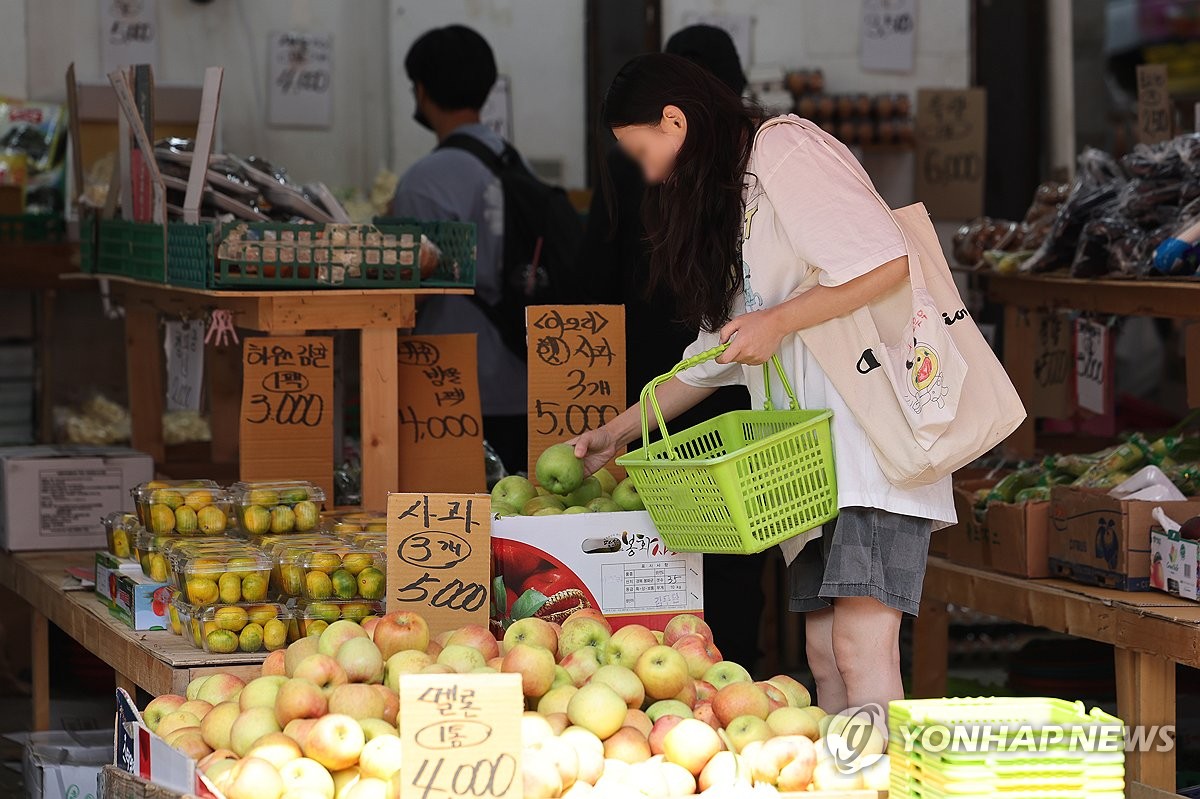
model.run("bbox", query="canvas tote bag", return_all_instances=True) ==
[762,117,1025,487]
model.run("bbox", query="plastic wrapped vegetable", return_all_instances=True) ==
[1023,148,1127,274]
[986,468,1043,504]
[1054,453,1103,477]
[1070,217,1136,278]
[1164,465,1200,496]
[1014,486,1052,503]
[1073,439,1147,487]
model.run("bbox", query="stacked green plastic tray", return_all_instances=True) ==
[93,219,212,288]
[0,214,67,243]
[887,697,1125,799]
[374,217,477,288]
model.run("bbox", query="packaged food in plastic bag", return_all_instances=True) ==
[1070,216,1136,278]
[1022,148,1127,273]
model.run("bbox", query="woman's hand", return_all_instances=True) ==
[717,307,786,365]
[570,427,619,477]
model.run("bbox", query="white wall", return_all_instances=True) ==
[388,0,587,187]
[0,0,27,98]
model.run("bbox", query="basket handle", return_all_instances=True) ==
[638,343,799,459]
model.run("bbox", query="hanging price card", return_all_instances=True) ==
[387,493,491,634]
[101,0,158,73]
[860,0,917,73]
[397,335,486,493]
[400,673,523,799]
[240,336,334,501]
[915,88,987,220]
[1137,64,1171,145]
[1033,311,1072,420]
[1074,319,1111,416]
[526,305,626,479]
[267,31,333,129]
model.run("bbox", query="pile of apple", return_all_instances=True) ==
[141,609,886,799]
[492,445,644,516]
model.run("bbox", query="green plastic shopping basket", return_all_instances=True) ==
[615,343,837,555]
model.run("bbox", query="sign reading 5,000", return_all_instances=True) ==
[386,493,491,635]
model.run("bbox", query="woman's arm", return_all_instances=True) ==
[716,254,909,365]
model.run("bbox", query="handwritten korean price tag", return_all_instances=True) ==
[240,336,334,501]
[397,335,485,493]
[267,31,333,129]
[1074,319,1111,416]
[915,88,987,220]
[400,673,523,799]
[387,493,491,633]
[1033,311,1072,420]
[101,0,158,73]
[526,305,626,479]
[1137,64,1171,145]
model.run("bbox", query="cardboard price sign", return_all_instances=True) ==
[1074,319,1112,416]
[400,673,523,799]
[1033,311,1072,420]
[527,305,626,479]
[1137,64,1171,145]
[240,337,334,501]
[386,493,491,634]
[397,335,486,493]
[915,87,986,220]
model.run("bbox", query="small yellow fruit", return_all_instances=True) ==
[331,570,357,600]
[239,623,264,652]
[206,629,239,654]
[247,489,280,506]
[198,505,227,534]
[308,552,342,573]
[186,577,219,605]
[263,619,288,650]
[218,572,243,604]
[306,620,328,637]
[242,505,271,535]
[357,568,386,600]
[270,506,296,534]
[281,488,309,503]
[214,606,249,632]
[293,501,319,531]
[242,573,269,602]
[306,571,333,600]
[365,523,388,533]
[110,528,131,559]
[280,565,305,596]
[184,490,214,511]
[340,603,373,622]
[149,504,177,534]
[146,480,170,489]
[175,506,199,535]
[246,604,276,626]
[149,554,169,583]
[152,489,185,509]
[341,553,374,576]
[309,603,341,624]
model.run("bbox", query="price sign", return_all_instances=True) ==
[397,335,486,493]
[915,87,986,220]
[101,0,158,73]
[240,336,334,501]
[164,320,204,412]
[860,0,917,73]
[1137,64,1171,145]
[267,31,333,129]
[526,305,626,479]
[400,673,523,799]
[387,493,491,634]
[1074,319,1111,416]
[1033,312,1072,420]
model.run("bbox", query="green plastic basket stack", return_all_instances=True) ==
[616,343,837,555]
[374,216,477,288]
[93,219,212,287]
[888,697,1125,799]
[0,214,67,243]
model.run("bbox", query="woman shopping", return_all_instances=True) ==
[570,54,956,714]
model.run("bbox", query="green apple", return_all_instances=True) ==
[533,507,564,516]
[563,506,590,514]
[535,444,585,495]
[586,497,623,513]
[535,487,550,497]
[612,479,645,511]
[563,476,602,507]
[492,475,537,510]
[593,468,619,496]
[523,495,566,515]
[493,502,520,517]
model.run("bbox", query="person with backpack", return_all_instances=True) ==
[393,25,582,476]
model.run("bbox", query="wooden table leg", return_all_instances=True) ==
[911,595,949,698]
[1115,648,1175,791]
[125,304,165,463]
[115,671,138,702]
[31,610,49,731]
[1003,304,1036,457]
[360,327,399,509]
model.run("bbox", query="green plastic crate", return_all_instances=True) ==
[375,216,476,288]
[0,214,67,243]
[94,219,212,287]
[211,222,421,289]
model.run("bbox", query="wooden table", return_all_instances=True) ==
[77,275,472,509]
[0,549,266,730]
[913,557,1200,792]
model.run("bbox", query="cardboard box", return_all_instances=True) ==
[95,550,141,607]
[111,571,172,631]
[945,479,993,568]
[1049,486,1200,591]
[1149,527,1200,601]
[982,499,1051,578]
[0,446,152,551]
[492,512,704,632]
[10,729,113,799]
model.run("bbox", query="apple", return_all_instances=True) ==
[593,468,618,496]
[647,715,684,756]
[663,614,713,646]
[558,618,611,659]
[559,728,605,785]
[263,650,288,677]
[275,678,329,727]
[713,683,770,726]
[492,501,519,518]
[802,705,826,722]
[198,748,238,773]
[285,638,321,677]
[767,706,819,739]
[565,608,612,632]
[492,475,538,511]
[280,757,336,799]
[545,712,570,735]
[317,621,369,659]
[662,718,722,776]
[294,654,349,693]
[603,726,651,764]
[198,674,246,706]
[336,638,385,684]
[437,644,487,674]
[611,479,644,511]
[186,675,209,701]
[247,732,304,769]
[751,735,817,790]
[328,683,387,721]
[358,734,404,780]
[359,718,398,742]
[699,750,744,792]
[360,617,381,639]
[383,650,433,692]
[202,701,242,750]
[344,777,389,799]
[166,728,212,761]
[566,683,627,740]
[673,679,697,709]
[563,476,603,508]
[589,664,645,709]
[660,761,697,797]
[645,699,692,722]
[522,754,564,799]
[372,685,399,725]
[304,714,365,771]
[201,755,239,786]
[560,646,602,687]
[502,617,558,655]
[331,766,362,799]
[671,634,721,681]
[551,665,573,690]
[522,495,567,516]
[601,625,657,669]
[232,706,283,756]
[585,498,622,513]
[143,694,187,732]
[529,737,579,791]
[419,664,454,675]
[283,718,317,749]
[446,624,501,661]
[157,711,201,739]
[177,700,211,722]
[725,715,773,753]
[767,674,812,709]
[223,757,285,799]
[536,685,578,716]
[694,680,717,704]
[521,712,556,746]
[635,646,690,700]
[653,631,664,644]
[536,443,585,495]
[242,676,288,711]
[622,708,653,737]
[502,643,556,697]
[702,661,752,689]
[373,612,431,659]
[694,702,719,730]
[757,681,789,712]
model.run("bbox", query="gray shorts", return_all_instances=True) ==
[788,506,932,616]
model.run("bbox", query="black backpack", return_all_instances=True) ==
[438,133,584,360]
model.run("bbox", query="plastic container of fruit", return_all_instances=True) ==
[230,480,326,535]
[133,480,232,536]
[340,530,387,549]
[182,601,297,654]
[323,509,389,535]
[259,534,341,593]
[134,529,178,583]
[173,548,273,605]
[103,511,140,559]
[276,544,386,601]
[165,589,183,636]
[293,599,384,636]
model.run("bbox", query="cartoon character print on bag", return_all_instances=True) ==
[741,203,765,311]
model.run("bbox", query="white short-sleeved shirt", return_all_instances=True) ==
[676,116,956,527]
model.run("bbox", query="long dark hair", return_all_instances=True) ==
[602,53,760,332]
